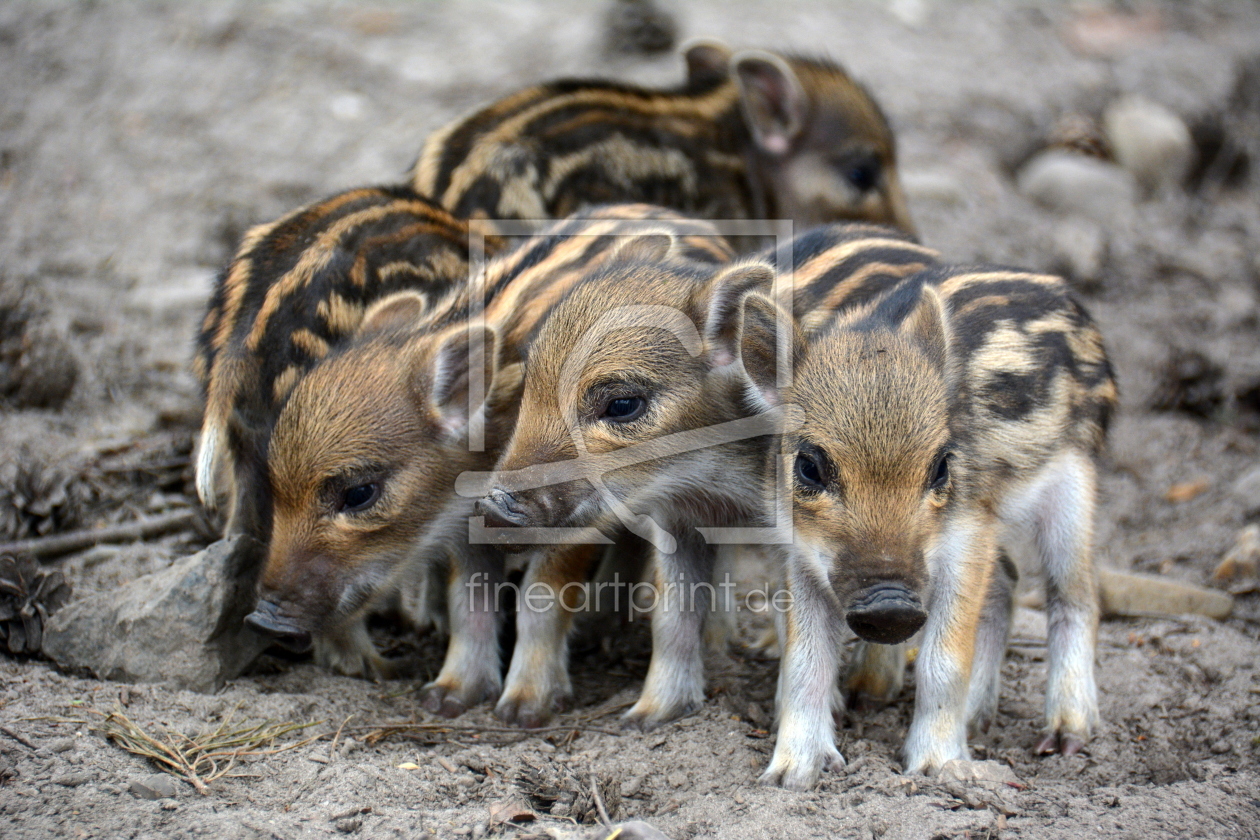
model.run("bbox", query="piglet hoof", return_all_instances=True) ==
[494,692,572,729]
[758,751,844,791]
[1035,731,1087,756]
[419,677,499,719]
[420,683,468,718]
[621,697,699,732]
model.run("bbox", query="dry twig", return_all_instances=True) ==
[0,509,197,560]
[351,720,623,747]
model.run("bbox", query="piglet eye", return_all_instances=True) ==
[603,396,646,422]
[340,482,380,513]
[795,451,825,490]
[929,453,951,491]
[839,157,880,193]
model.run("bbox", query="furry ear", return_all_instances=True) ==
[357,291,428,336]
[899,284,950,372]
[683,38,733,88]
[607,231,680,264]
[418,322,500,436]
[739,293,801,410]
[734,51,807,156]
[701,262,776,368]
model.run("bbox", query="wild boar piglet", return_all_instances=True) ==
[749,267,1115,789]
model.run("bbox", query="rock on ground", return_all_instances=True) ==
[41,537,269,692]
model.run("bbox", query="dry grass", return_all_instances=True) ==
[93,707,322,794]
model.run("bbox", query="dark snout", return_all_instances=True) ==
[846,583,926,645]
[477,487,533,528]
[244,599,313,652]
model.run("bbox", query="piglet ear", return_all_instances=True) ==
[607,230,680,264]
[739,293,801,410]
[683,38,733,88]
[357,291,429,336]
[701,262,776,369]
[734,51,807,156]
[899,284,951,372]
[420,321,500,436]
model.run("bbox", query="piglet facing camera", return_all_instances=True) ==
[752,246,1115,790]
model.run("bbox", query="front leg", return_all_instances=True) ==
[760,554,846,790]
[497,545,600,727]
[313,619,392,679]
[902,512,997,775]
[623,532,714,730]
[420,547,503,717]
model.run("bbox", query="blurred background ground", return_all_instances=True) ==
[1,1,1259,838]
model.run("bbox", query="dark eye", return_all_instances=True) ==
[603,396,646,422]
[929,453,951,491]
[841,158,880,193]
[340,482,380,513]
[795,450,826,490]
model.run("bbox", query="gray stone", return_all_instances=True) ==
[936,759,1022,787]
[1233,466,1260,517]
[1103,95,1195,193]
[41,537,271,692]
[1017,149,1138,225]
[1051,218,1107,283]
[129,773,179,800]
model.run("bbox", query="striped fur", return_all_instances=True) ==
[479,222,936,729]
[759,257,1116,788]
[253,206,733,686]
[194,185,499,541]
[413,45,913,235]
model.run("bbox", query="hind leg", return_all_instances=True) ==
[966,550,1017,735]
[1030,451,1100,755]
[845,641,908,709]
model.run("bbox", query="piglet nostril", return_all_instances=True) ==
[845,584,926,645]
[244,600,313,652]
[477,488,531,528]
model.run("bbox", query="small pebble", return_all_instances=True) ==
[1103,95,1194,193]
[48,738,77,754]
[335,818,362,834]
[160,801,179,811]
[471,824,488,840]
[53,771,91,787]
[1017,149,1137,224]
[621,773,647,798]
[457,773,478,788]
[129,773,179,800]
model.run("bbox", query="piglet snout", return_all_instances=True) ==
[846,583,926,645]
[244,599,313,652]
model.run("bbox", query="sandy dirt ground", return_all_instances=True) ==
[2,1,1260,838]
